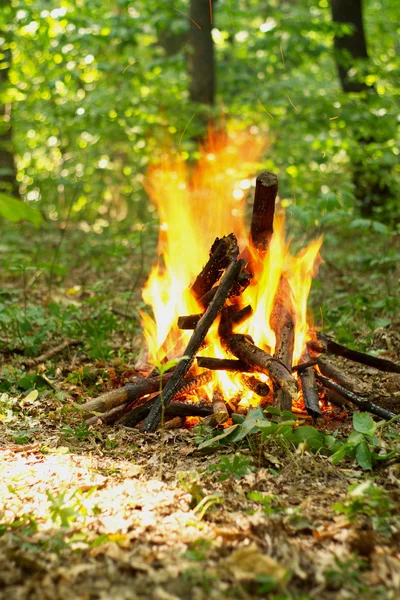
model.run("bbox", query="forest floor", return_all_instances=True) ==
[0,222,399,600]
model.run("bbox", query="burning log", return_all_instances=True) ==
[298,350,322,420]
[198,270,252,308]
[225,335,298,400]
[191,234,239,301]
[178,314,203,330]
[270,277,295,412]
[142,259,246,432]
[196,357,254,372]
[212,387,230,424]
[308,334,400,373]
[250,171,278,253]
[219,303,298,402]
[238,374,270,397]
[315,373,397,421]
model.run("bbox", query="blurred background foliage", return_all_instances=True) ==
[0,0,399,350]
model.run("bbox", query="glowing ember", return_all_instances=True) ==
[141,128,323,411]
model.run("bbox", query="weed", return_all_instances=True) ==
[60,422,91,441]
[207,454,255,481]
[333,481,395,534]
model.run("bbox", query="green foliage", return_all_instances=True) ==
[333,481,396,536]
[206,453,255,481]
[196,407,400,471]
[0,193,43,226]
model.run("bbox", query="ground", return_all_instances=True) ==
[0,222,399,600]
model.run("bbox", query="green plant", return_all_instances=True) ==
[60,422,91,441]
[333,481,395,534]
[206,454,255,481]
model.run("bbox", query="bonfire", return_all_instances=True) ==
[82,131,399,431]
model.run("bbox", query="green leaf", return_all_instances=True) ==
[353,412,377,437]
[292,426,323,443]
[355,442,373,470]
[197,425,240,449]
[0,193,43,227]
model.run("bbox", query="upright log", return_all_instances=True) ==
[299,350,322,420]
[250,171,278,252]
[270,277,295,411]
[142,259,245,432]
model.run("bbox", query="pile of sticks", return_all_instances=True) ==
[81,172,400,431]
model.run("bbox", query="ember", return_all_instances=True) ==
[82,131,399,430]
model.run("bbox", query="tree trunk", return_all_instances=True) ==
[189,0,215,105]
[330,0,393,218]
[331,0,369,93]
[0,24,18,197]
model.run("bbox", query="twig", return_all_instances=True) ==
[20,339,82,367]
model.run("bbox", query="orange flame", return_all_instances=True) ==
[141,127,322,406]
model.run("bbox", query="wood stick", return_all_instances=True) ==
[308,334,400,373]
[239,374,270,397]
[250,171,278,252]
[80,373,174,414]
[270,277,295,412]
[299,350,322,420]
[164,417,184,430]
[315,373,397,421]
[178,314,202,330]
[316,357,365,394]
[191,234,239,300]
[20,339,82,367]
[142,259,245,432]
[119,400,213,428]
[85,402,130,426]
[292,360,318,373]
[196,357,254,372]
[212,387,229,424]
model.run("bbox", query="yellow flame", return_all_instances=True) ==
[141,127,322,406]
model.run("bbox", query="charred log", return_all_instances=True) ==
[250,171,278,253]
[191,234,239,301]
[271,277,295,411]
[196,357,254,372]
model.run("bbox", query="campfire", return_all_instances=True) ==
[82,131,399,431]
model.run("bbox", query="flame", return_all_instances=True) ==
[141,127,322,407]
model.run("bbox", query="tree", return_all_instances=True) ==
[331,0,394,218]
[189,0,215,105]
[0,6,18,197]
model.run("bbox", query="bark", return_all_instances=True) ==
[189,0,215,105]
[191,234,239,301]
[196,357,254,372]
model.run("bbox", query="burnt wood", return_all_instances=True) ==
[239,374,270,397]
[191,234,239,300]
[196,357,254,372]
[315,373,397,421]
[316,356,365,394]
[142,259,245,432]
[119,399,213,428]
